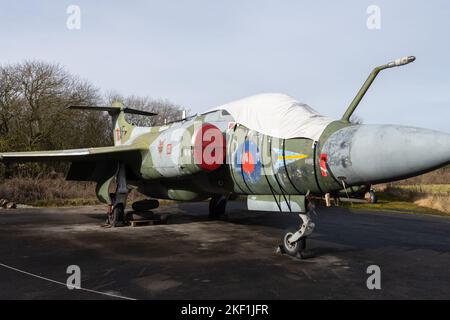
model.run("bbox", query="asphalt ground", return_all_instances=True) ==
[0,202,449,299]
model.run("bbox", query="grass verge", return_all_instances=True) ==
[341,192,449,217]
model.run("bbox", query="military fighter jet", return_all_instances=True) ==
[1,56,449,256]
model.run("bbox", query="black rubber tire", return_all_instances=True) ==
[132,199,159,211]
[208,195,227,220]
[107,210,114,225]
[282,231,306,256]
[110,205,124,227]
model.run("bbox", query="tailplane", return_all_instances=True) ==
[68,101,157,145]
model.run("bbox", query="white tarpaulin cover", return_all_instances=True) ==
[210,93,334,141]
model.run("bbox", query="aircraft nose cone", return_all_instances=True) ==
[322,125,450,185]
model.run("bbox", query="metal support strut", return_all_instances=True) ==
[281,196,316,257]
[107,163,129,227]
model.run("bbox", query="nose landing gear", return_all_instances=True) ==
[281,199,316,258]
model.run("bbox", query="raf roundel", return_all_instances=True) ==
[235,140,262,184]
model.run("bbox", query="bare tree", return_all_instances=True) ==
[0,66,21,137]
[0,61,109,177]
[0,60,188,178]
[9,61,109,150]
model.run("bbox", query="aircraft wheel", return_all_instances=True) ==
[110,205,125,227]
[282,231,306,257]
[208,195,227,220]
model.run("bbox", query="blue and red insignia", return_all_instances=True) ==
[235,140,262,184]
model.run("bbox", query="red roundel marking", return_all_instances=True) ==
[242,151,255,174]
[193,123,225,171]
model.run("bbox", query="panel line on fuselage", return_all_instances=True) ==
[260,136,283,212]
[282,139,303,195]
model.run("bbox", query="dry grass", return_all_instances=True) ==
[375,183,449,215]
[370,167,450,214]
[379,186,450,214]
[414,196,449,214]
[342,192,447,216]
[391,184,450,194]
[0,178,96,205]
[0,178,147,207]
[392,167,450,185]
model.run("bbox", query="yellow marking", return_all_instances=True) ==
[278,154,309,160]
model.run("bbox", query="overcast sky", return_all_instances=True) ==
[1,0,449,132]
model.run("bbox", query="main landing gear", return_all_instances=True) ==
[106,163,129,227]
[107,203,125,227]
[281,198,316,258]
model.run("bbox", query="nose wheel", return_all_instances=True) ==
[282,232,307,256]
[281,198,316,257]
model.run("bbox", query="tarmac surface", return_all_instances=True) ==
[0,202,449,300]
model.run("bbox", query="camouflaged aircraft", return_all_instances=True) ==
[1,56,450,256]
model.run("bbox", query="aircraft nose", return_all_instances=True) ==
[322,124,450,185]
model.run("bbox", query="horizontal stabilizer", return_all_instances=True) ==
[68,105,158,117]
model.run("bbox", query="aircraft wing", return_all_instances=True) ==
[0,145,144,163]
[0,145,147,182]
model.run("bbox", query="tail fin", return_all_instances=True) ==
[68,101,157,145]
